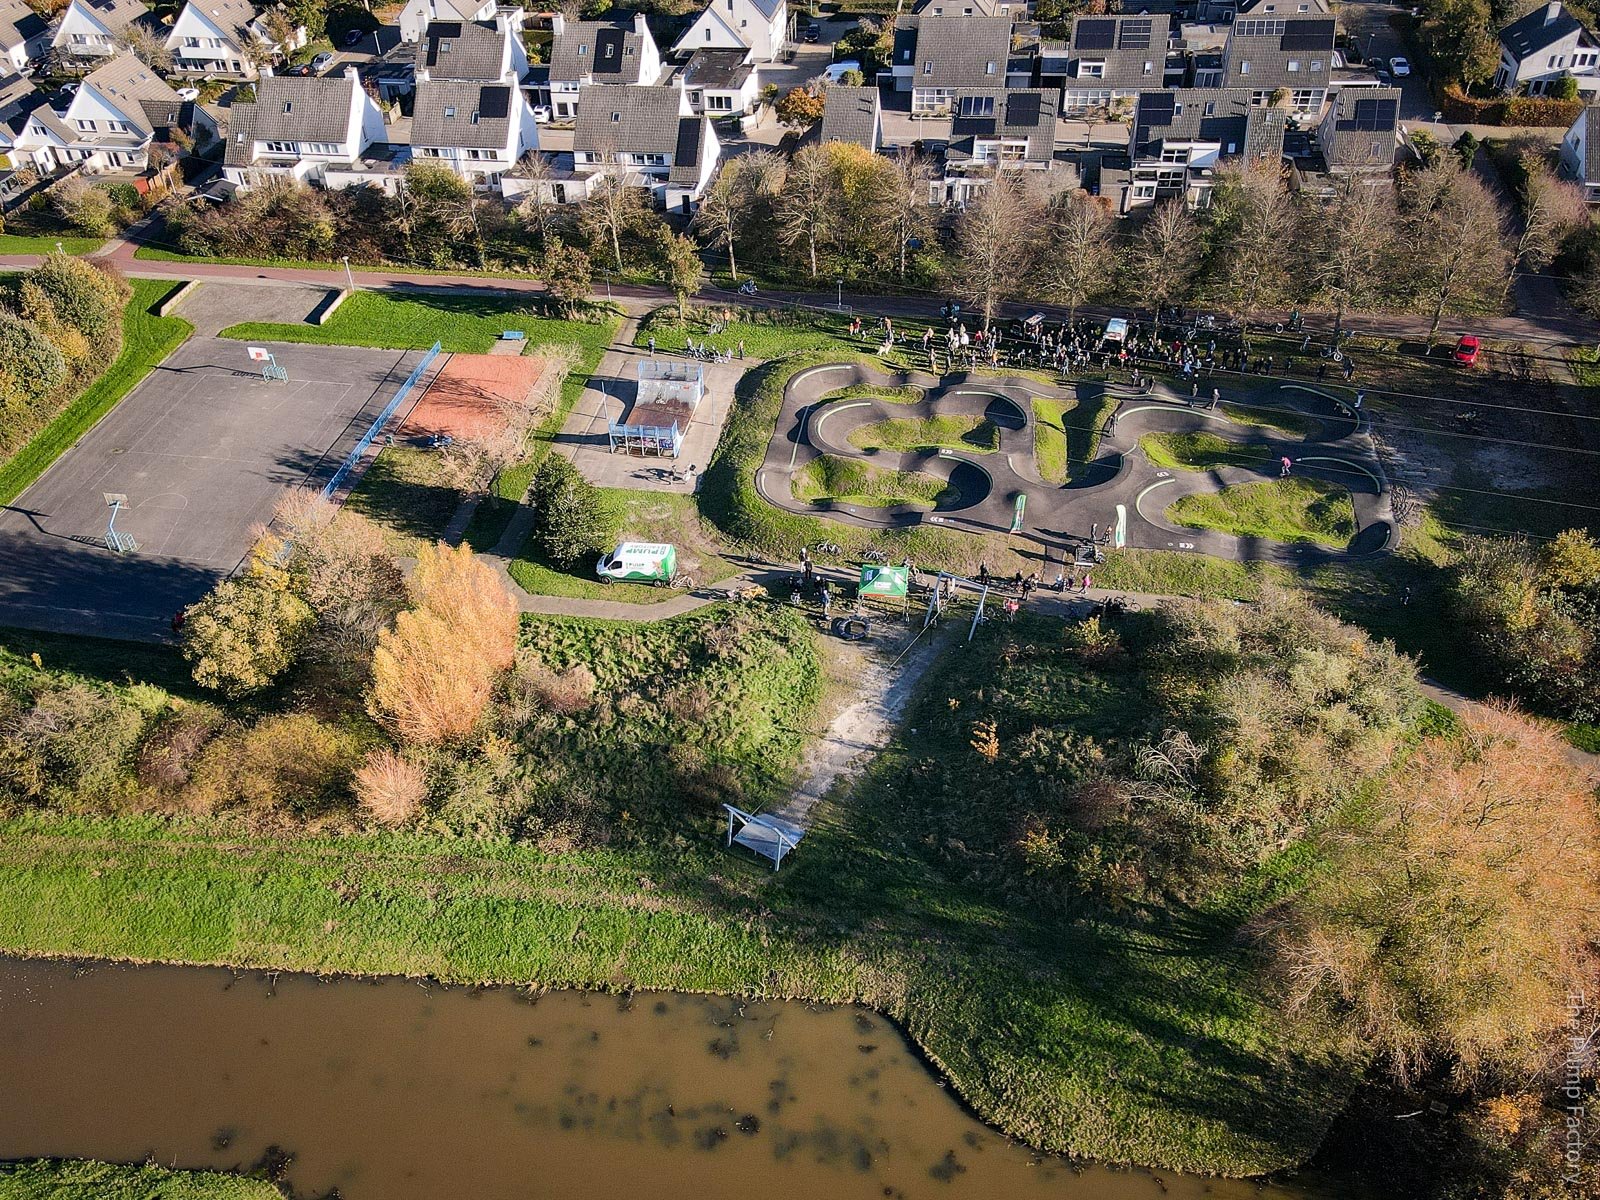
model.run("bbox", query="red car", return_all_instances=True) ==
[1453,335,1480,365]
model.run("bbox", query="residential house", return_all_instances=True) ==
[914,0,1025,18]
[397,0,496,45]
[1195,0,1329,28]
[1218,10,1336,111]
[412,77,537,187]
[1057,13,1173,115]
[413,13,529,83]
[51,0,147,62]
[221,67,390,188]
[1493,1,1600,96]
[12,54,209,173]
[1316,85,1398,172]
[1111,86,1284,211]
[889,15,1018,113]
[0,69,51,185]
[547,14,662,121]
[1559,102,1600,200]
[570,82,719,209]
[0,0,49,72]
[817,83,880,151]
[672,0,787,65]
[165,0,308,80]
[936,86,1059,203]
[681,47,757,116]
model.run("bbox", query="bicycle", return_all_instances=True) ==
[812,541,842,556]
[862,549,889,565]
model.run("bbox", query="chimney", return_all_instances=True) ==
[344,65,360,81]
[1546,1,1562,24]
[551,11,564,35]
[634,12,648,35]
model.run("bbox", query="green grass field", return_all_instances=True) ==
[1220,400,1322,439]
[818,382,924,405]
[0,234,105,255]
[1032,392,1115,485]
[345,445,463,555]
[0,279,192,507]
[0,1159,278,1200]
[792,454,955,509]
[1169,478,1358,547]
[1139,431,1269,472]
[846,413,999,454]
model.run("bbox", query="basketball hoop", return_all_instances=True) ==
[246,347,271,362]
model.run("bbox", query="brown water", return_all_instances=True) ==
[0,958,1339,1200]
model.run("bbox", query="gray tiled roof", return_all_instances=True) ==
[946,87,1057,163]
[415,19,507,81]
[666,114,707,183]
[74,0,146,36]
[818,84,879,148]
[0,0,46,50]
[412,79,513,149]
[252,73,356,143]
[1319,85,1398,167]
[1219,13,1335,89]
[682,47,751,90]
[1502,2,1593,58]
[550,18,651,84]
[1065,13,1171,90]
[573,82,681,155]
[1129,87,1285,161]
[185,0,257,44]
[84,54,181,130]
[223,98,257,164]
[904,15,1014,88]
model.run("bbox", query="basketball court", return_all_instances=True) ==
[396,352,549,444]
[0,337,429,639]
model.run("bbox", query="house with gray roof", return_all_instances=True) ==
[1494,2,1600,96]
[936,86,1060,203]
[51,0,148,62]
[411,74,538,188]
[914,0,1026,19]
[413,14,529,84]
[1057,13,1173,115]
[548,13,663,120]
[397,0,496,45]
[165,0,308,80]
[672,0,787,64]
[1218,11,1336,111]
[1316,86,1398,172]
[817,83,880,151]
[571,82,719,208]
[1111,86,1284,211]
[0,0,49,73]
[889,15,1020,113]
[222,66,391,189]
[682,46,757,115]
[1559,102,1600,200]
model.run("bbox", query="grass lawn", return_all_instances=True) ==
[132,246,542,280]
[344,445,463,555]
[633,305,942,370]
[1093,548,1291,601]
[0,610,1356,1177]
[1169,478,1358,547]
[1032,392,1115,485]
[0,1160,278,1200]
[1140,431,1269,472]
[846,413,999,454]
[818,382,924,405]
[507,488,740,603]
[1220,400,1322,439]
[0,279,191,507]
[0,234,105,255]
[792,454,955,509]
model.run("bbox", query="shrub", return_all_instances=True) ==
[183,570,315,699]
[186,713,359,816]
[134,702,225,791]
[0,679,146,806]
[527,454,614,568]
[368,543,519,744]
[353,747,428,825]
[17,252,128,348]
[0,311,67,452]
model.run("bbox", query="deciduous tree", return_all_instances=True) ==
[528,454,614,568]
[865,149,934,278]
[950,173,1037,330]
[1508,150,1587,301]
[1129,199,1200,315]
[182,565,315,698]
[1207,161,1300,342]
[775,143,838,278]
[1315,177,1397,339]
[1398,159,1510,345]
[656,225,704,321]
[541,241,592,316]
[774,86,825,129]
[1044,188,1118,322]
[579,172,650,273]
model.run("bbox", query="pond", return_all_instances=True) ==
[0,958,1346,1199]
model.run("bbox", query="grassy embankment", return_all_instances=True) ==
[0,608,1358,1178]
[0,278,192,507]
[1169,478,1358,547]
[1139,431,1269,473]
[0,1159,277,1200]
[791,454,956,509]
[221,292,619,552]
[1031,393,1115,484]
[846,413,999,454]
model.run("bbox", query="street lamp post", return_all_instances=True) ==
[605,268,613,303]
[836,277,843,310]
[341,254,355,292]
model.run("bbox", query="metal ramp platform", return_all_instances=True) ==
[723,805,805,870]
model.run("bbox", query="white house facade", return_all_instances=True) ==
[51,0,147,62]
[222,67,388,188]
[1494,1,1600,95]
[673,0,787,64]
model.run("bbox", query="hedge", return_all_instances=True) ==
[1441,85,1583,128]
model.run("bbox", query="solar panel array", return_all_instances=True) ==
[478,85,510,119]
[1118,17,1152,49]
[1280,17,1334,50]
[1006,91,1042,126]
[1139,90,1175,125]
[1340,95,1397,130]
[1075,18,1116,49]
[594,27,625,74]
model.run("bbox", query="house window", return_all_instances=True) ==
[985,60,995,74]
[71,32,87,43]
[265,140,295,152]
[923,60,932,74]
[1133,183,1156,198]
[283,101,292,112]
[1239,60,1250,75]
[1143,60,1152,74]
[470,110,479,123]
[444,105,456,117]
[1173,101,1184,115]
[707,93,732,110]
[1287,59,1299,72]
[1553,55,1566,68]
[1290,88,1319,107]
[1311,59,1322,71]
[578,43,587,54]
[1203,100,1216,115]
[1371,141,1383,157]
[183,36,201,47]
[958,94,995,116]
[1159,146,1186,162]
[1078,60,1105,77]
[440,40,452,52]
[75,119,96,130]
[611,111,621,120]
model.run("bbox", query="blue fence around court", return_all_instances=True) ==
[321,341,443,501]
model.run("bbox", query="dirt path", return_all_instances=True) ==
[768,621,953,830]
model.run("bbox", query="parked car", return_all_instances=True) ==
[310,51,334,73]
[532,104,552,123]
[823,58,860,83]
[803,23,820,42]
[1389,56,1411,77]
[343,27,364,46]
[1453,335,1480,365]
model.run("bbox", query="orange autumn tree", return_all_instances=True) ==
[1257,701,1600,1085]
[367,542,518,745]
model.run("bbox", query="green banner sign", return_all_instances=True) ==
[1010,493,1027,534]
[859,564,910,598]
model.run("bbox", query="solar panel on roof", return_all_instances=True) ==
[1006,91,1041,126]
[673,118,700,167]
[430,22,463,37]
[1279,17,1334,50]
[951,115,997,136]
[1118,17,1152,49]
[478,85,509,119]
[1348,96,1396,131]
[594,27,625,74]
[1075,18,1116,49]
[1139,90,1175,124]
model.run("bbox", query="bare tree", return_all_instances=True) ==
[692,159,747,281]
[775,143,838,278]
[1507,149,1587,303]
[579,171,648,274]
[1315,177,1397,340]
[949,172,1036,331]
[116,23,173,71]
[1044,188,1118,323]
[512,151,562,248]
[1399,159,1511,346]
[865,149,934,279]
[1208,162,1301,344]
[1129,199,1201,316]
[656,224,704,321]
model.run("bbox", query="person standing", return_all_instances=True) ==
[648,335,656,357]
[1280,455,1292,477]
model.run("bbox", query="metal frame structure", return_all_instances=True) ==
[103,493,136,554]
[723,804,804,870]
[321,341,443,501]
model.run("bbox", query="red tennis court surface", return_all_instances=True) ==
[399,352,549,442]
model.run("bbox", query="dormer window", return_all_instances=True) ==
[470,110,479,123]
[578,43,587,54]
[611,110,621,120]
[985,60,995,73]
[282,101,291,112]
[440,39,451,51]
[922,60,932,73]
[444,105,456,117]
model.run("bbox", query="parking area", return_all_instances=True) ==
[0,338,424,639]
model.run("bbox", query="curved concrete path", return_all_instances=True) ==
[759,362,1396,566]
